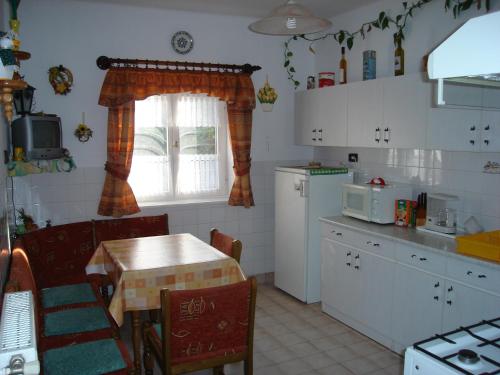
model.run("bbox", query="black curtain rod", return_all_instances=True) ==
[96,56,261,75]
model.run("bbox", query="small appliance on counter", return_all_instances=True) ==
[342,180,412,224]
[417,193,460,237]
[404,317,500,374]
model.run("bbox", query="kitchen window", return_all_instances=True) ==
[129,93,229,203]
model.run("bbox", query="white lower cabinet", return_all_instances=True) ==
[321,238,394,346]
[392,265,444,350]
[320,221,500,354]
[441,281,500,332]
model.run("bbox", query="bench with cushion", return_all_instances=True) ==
[7,248,133,374]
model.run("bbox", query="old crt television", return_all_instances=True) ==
[11,115,64,160]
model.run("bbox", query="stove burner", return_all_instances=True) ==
[457,349,480,365]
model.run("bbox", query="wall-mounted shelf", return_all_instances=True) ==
[7,157,76,177]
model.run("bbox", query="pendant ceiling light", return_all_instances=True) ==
[249,0,332,36]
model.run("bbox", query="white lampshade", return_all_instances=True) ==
[249,0,332,36]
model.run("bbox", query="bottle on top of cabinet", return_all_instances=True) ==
[339,47,347,84]
[394,36,405,76]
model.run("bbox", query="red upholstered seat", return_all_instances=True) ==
[6,248,118,352]
[143,278,256,375]
[210,228,243,264]
[93,214,169,245]
[17,221,95,289]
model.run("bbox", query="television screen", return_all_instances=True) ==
[32,120,61,148]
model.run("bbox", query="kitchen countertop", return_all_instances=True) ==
[320,216,499,270]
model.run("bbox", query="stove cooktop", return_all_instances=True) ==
[413,317,500,375]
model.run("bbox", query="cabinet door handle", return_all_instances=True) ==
[373,243,380,247]
[346,262,351,266]
[312,129,317,133]
[375,127,381,143]
[366,241,372,245]
[470,126,476,131]
[446,300,452,305]
[331,229,336,233]
[434,282,440,288]
[318,129,323,133]
[433,296,439,301]
[484,139,490,145]
[354,265,359,270]
[354,254,360,259]
[466,271,473,276]
[470,139,475,145]
[448,286,453,292]
[485,125,490,131]
[478,274,487,279]
[312,138,317,141]
[411,254,417,259]
[419,257,427,261]
[318,138,323,141]
[336,232,343,236]
[384,128,390,143]
[346,252,351,256]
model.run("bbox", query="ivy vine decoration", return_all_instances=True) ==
[48,65,74,95]
[283,0,491,88]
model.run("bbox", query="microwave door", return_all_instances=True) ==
[343,185,372,221]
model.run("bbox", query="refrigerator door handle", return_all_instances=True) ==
[299,180,309,198]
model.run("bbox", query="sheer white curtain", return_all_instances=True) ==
[129,93,227,202]
[175,94,227,197]
[129,96,173,202]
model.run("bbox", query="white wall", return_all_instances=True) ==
[9,0,316,276]
[19,0,313,166]
[315,0,500,82]
[312,0,500,232]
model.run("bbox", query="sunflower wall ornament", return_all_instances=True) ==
[257,77,278,112]
[48,65,73,95]
[74,112,93,142]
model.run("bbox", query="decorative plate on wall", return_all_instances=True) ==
[171,31,193,55]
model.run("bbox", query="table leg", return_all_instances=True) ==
[131,311,142,374]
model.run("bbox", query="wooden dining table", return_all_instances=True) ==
[85,233,246,374]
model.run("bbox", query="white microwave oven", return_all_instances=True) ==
[342,183,412,224]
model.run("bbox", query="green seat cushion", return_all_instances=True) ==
[43,338,126,375]
[42,283,97,309]
[44,306,110,337]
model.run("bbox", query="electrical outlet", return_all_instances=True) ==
[348,153,358,163]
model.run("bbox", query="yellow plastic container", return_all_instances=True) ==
[456,230,500,262]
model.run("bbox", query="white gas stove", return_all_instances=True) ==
[404,317,500,375]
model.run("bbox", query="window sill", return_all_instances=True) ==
[138,196,228,209]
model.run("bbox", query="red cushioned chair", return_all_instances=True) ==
[143,277,257,375]
[93,214,169,246]
[210,228,243,264]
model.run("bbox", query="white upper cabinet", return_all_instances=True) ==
[294,85,347,147]
[427,108,482,152]
[381,74,429,149]
[347,79,383,147]
[347,74,429,149]
[295,74,499,151]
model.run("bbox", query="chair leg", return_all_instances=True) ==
[244,358,253,375]
[213,365,224,375]
[143,322,154,375]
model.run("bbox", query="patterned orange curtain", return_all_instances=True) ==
[98,68,256,217]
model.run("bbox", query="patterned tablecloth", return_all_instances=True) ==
[86,233,246,326]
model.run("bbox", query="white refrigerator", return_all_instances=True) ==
[274,166,353,303]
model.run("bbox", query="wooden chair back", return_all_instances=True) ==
[144,277,256,375]
[209,228,242,264]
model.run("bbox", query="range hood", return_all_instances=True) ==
[427,11,500,105]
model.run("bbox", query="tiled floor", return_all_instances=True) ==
[122,280,404,374]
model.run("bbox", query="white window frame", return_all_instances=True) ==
[130,94,229,204]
